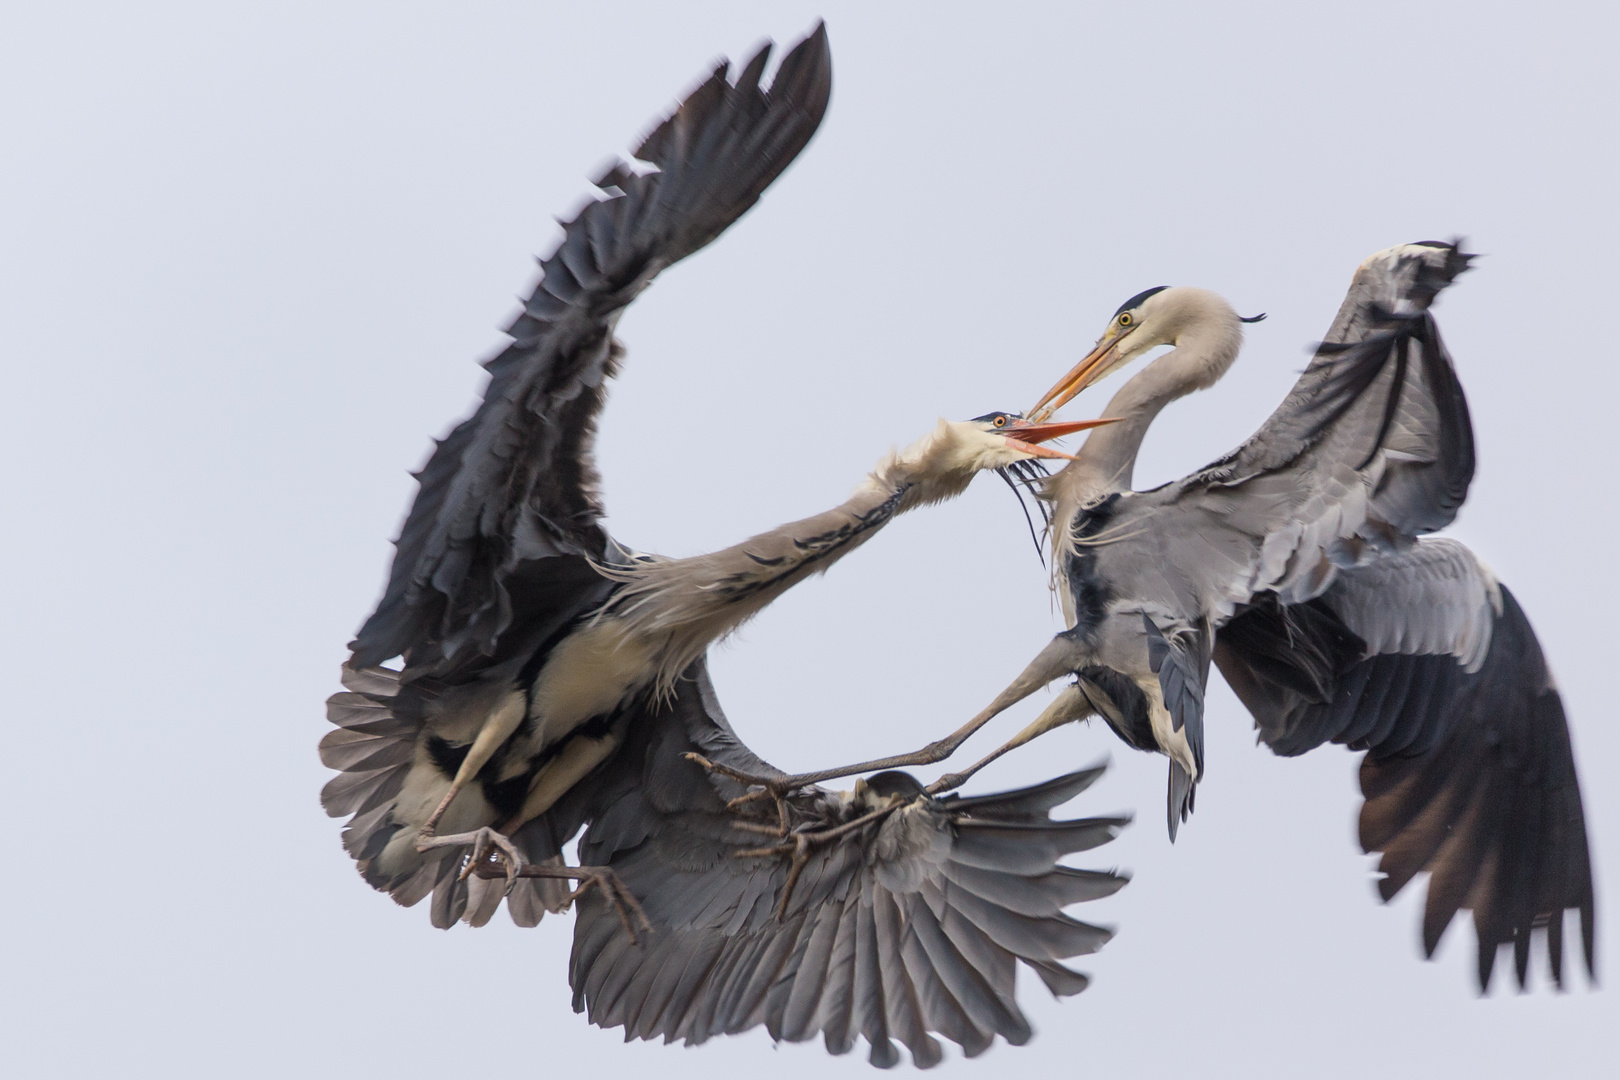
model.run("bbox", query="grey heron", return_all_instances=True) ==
[723,241,1594,991]
[321,26,1129,1064]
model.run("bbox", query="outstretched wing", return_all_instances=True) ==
[350,26,833,677]
[1069,242,1479,834]
[1183,240,1476,605]
[1214,539,1595,990]
[1087,241,1477,636]
[567,664,1129,1067]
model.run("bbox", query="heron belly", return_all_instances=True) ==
[526,616,654,750]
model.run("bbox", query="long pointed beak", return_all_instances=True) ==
[1003,416,1121,460]
[1027,332,1131,423]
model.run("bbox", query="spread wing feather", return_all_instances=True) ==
[567,666,1129,1066]
[1070,242,1479,837]
[1089,242,1476,633]
[349,26,832,676]
[1189,242,1475,605]
[1214,540,1594,990]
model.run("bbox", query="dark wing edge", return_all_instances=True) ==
[350,25,833,676]
[1184,241,1475,570]
[1214,553,1595,991]
[568,666,1130,1067]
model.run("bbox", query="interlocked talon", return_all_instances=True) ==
[415,825,525,892]
[685,694,1038,822]
[732,799,908,920]
[684,752,800,836]
[468,854,654,941]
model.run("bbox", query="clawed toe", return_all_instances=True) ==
[416,825,525,890]
[462,858,653,942]
[572,868,653,939]
[683,753,802,835]
[729,797,910,920]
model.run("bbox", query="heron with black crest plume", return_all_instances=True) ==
[720,241,1594,992]
[321,25,1135,1065]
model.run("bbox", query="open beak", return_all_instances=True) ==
[1002,416,1119,461]
[1026,328,1134,423]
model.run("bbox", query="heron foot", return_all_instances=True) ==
[683,752,804,835]
[470,859,653,942]
[416,825,525,892]
[730,797,909,920]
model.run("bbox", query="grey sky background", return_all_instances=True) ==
[2,2,1614,1076]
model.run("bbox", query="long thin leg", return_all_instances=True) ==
[693,636,1080,811]
[415,689,526,843]
[497,724,623,836]
[728,686,1096,922]
[926,684,1093,795]
[423,722,628,905]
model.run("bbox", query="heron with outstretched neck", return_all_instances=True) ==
[321,26,1132,1065]
[723,242,1594,991]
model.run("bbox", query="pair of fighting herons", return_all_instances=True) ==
[320,24,1594,1067]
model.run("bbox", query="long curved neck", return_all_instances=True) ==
[1052,319,1243,510]
[599,420,981,693]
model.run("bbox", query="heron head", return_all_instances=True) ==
[1027,286,1262,421]
[950,411,1116,471]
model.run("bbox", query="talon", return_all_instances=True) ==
[419,825,525,892]
[728,799,909,920]
[569,868,651,943]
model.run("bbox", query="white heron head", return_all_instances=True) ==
[912,412,1116,475]
[1027,286,1264,422]
[878,412,1118,514]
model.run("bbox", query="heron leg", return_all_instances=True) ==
[416,825,528,894]
[926,684,1093,795]
[425,723,629,919]
[415,689,527,846]
[688,636,1081,819]
[498,723,623,837]
[730,801,905,919]
[725,689,1093,920]
[469,856,652,940]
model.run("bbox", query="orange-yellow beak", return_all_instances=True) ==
[1001,416,1119,461]
[1026,329,1133,424]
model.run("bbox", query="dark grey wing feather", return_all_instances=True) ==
[1190,241,1474,504]
[1195,241,1476,602]
[1143,615,1211,837]
[567,661,1129,1066]
[1090,242,1478,635]
[1213,541,1594,990]
[350,25,832,676]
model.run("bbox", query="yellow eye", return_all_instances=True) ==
[1118,312,1133,326]
[993,415,1007,427]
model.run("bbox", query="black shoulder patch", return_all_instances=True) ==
[1114,286,1171,317]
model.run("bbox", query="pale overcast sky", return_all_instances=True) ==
[2,2,1613,1076]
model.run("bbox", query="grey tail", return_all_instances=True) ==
[1166,759,1196,842]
